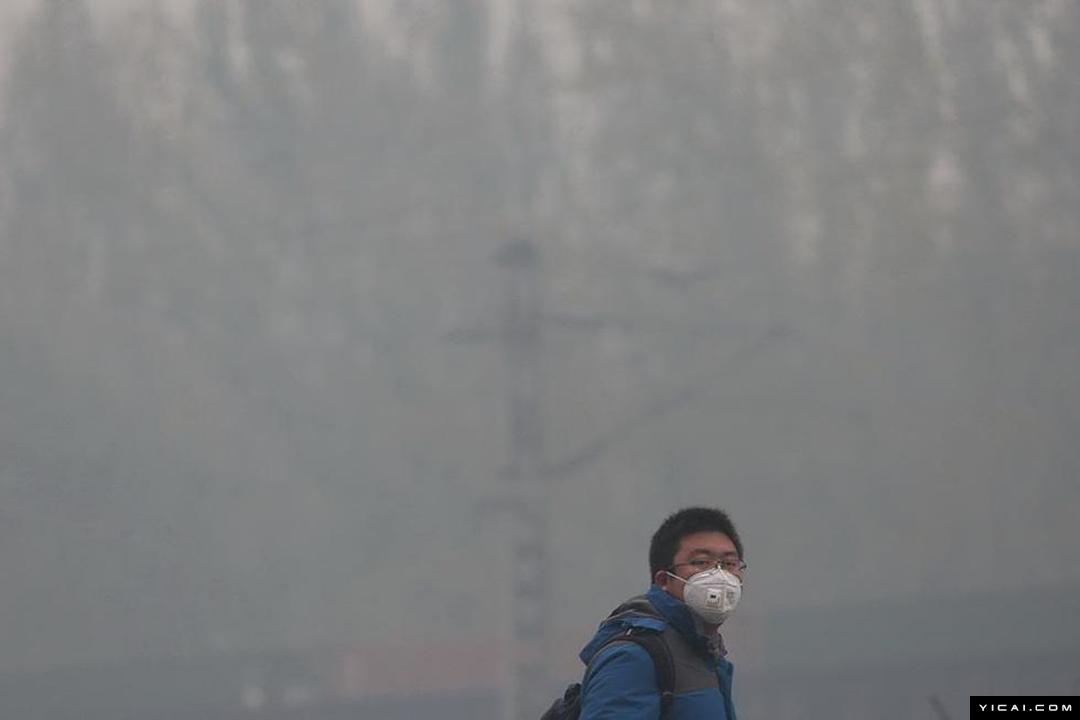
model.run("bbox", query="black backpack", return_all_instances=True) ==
[540,627,676,719]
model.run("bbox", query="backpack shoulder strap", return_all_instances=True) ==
[594,629,677,713]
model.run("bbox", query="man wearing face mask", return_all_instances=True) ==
[577,507,744,719]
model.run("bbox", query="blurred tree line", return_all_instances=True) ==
[0,0,1077,674]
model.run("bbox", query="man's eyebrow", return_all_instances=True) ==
[687,548,739,557]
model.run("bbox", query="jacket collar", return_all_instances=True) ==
[646,584,726,658]
[579,586,728,665]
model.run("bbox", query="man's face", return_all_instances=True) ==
[655,531,743,602]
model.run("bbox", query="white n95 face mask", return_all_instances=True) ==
[668,566,742,625]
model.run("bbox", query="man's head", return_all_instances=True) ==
[650,507,744,602]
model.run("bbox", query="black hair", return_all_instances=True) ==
[649,506,743,582]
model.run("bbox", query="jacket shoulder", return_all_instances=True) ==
[579,595,668,665]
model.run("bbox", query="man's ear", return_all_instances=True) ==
[654,569,671,589]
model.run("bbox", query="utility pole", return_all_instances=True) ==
[495,238,550,720]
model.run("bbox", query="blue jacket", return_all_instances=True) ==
[578,586,737,720]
